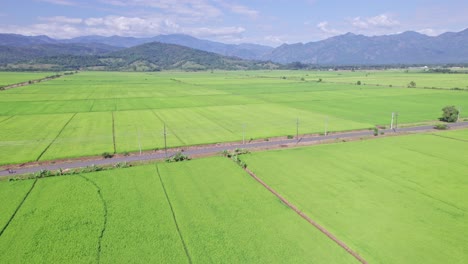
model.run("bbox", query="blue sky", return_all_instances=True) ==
[1,0,468,46]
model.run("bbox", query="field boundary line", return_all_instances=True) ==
[430,133,468,143]
[0,115,15,124]
[155,165,192,264]
[243,167,368,264]
[36,113,77,161]
[0,178,38,238]
[80,175,108,264]
[111,112,117,154]
[0,74,63,90]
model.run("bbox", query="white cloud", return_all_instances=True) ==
[36,0,77,6]
[351,14,400,29]
[39,16,83,24]
[186,26,245,37]
[317,21,340,35]
[0,15,245,40]
[99,0,222,19]
[417,28,442,36]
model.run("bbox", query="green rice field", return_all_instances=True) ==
[1,130,467,263]
[0,157,356,263]
[242,130,468,263]
[0,72,54,87]
[0,70,467,165]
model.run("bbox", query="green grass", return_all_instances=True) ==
[0,180,34,229]
[0,159,358,263]
[1,70,468,165]
[157,157,356,263]
[0,176,103,263]
[242,131,468,263]
[86,166,188,263]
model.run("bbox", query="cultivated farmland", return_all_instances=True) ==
[242,131,468,263]
[0,158,357,263]
[0,72,54,87]
[0,70,467,165]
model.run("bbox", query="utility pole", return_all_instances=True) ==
[296,118,299,142]
[390,112,394,130]
[458,106,461,122]
[163,123,167,158]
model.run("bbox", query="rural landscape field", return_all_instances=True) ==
[1,70,467,165]
[0,129,467,263]
[2,0,468,262]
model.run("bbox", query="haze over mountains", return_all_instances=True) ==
[0,28,467,68]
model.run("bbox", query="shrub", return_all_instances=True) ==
[102,152,114,159]
[123,151,130,156]
[373,128,379,136]
[407,81,416,88]
[440,106,459,122]
[166,152,190,163]
[434,124,448,130]
[356,80,361,85]
[287,135,294,139]
[264,138,269,141]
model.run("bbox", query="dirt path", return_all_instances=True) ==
[0,74,63,90]
[243,167,368,264]
[1,122,468,177]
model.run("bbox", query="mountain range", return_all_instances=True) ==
[1,28,468,69]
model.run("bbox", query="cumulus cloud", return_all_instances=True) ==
[317,21,340,35]
[351,14,400,29]
[39,16,83,24]
[0,15,245,40]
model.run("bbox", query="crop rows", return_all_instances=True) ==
[0,158,356,263]
[242,130,468,263]
[0,70,467,165]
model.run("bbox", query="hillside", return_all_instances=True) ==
[265,29,468,64]
[1,28,468,67]
[18,42,278,71]
[0,43,122,64]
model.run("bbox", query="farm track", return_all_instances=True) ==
[0,74,63,90]
[0,178,38,237]
[155,165,192,264]
[79,175,108,264]
[1,121,468,177]
[35,113,77,161]
[243,167,368,264]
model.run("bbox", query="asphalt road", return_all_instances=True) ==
[2,122,467,177]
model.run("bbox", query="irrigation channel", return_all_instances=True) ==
[1,121,468,177]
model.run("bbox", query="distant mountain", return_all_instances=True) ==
[0,33,57,46]
[1,28,468,66]
[0,33,273,61]
[0,43,122,64]
[264,28,468,64]
[64,34,273,60]
[19,42,278,71]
